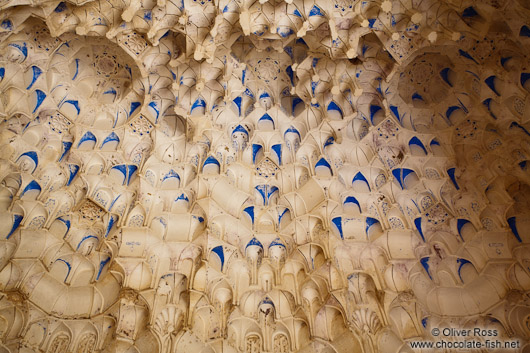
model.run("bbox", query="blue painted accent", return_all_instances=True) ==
[76,235,99,250]
[520,161,527,171]
[485,76,500,96]
[327,101,343,116]
[292,97,303,115]
[446,106,461,120]
[457,219,470,241]
[232,124,248,136]
[57,217,71,237]
[440,68,452,86]
[343,196,361,212]
[312,58,319,68]
[63,100,80,115]
[412,92,423,101]
[521,73,530,88]
[447,168,459,190]
[259,113,274,127]
[104,215,116,237]
[18,151,38,172]
[268,186,278,199]
[144,10,152,21]
[507,217,522,242]
[77,131,96,148]
[101,132,120,148]
[97,256,111,280]
[293,9,302,17]
[465,70,480,80]
[368,19,376,28]
[127,165,137,185]
[422,318,428,328]
[1,19,13,30]
[324,136,334,148]
[162,169,180,182]
[211,245,225,270]
[332,217,343,239]
[111,165,127,184]
[309,5,323,16]
[369,105,382,124]
[376,78,383,96]
[315,158,332,175]
[232,96,242,116]
[510,121,530,137]
[255,185,267,204]
[362,44,369,56]
[176,193,189,202]
[103,88,117,95]
[430,139,440,146]
[296,38,308,46]
[389,105,400,121]
[242,69,246,84]
[26,66,42,90]
[59,141,72,161]
[108,195,121,211]
[260,297,274,306]
[458,49,478,64]
[482,98,493,115]
[392,168,416,189]
[278,27,294,38]
[409,137,427,154]
[520,25,530,37]
[252,144,262,164]
[414,217,424,241]
[271,144,282,165]
[482,98,492,111]
[456,258,472,282]
[286,66,294,86]
[191,97,206,113]
[246,237,263,249]
[148,101,160,121]
[222,5,229,12]
[311,81,318,95]
[5,214,23,239]
[284,126,301,139]
[32,90,46,113]
[366,217,379,236]
[462,7,478,17]
[259,92,270,99]
[67,164,79,186]
[500,57,512,67]
[54,259,72,282]
[72,59,80,80]
[9,43,27,59]
[243,206,254,224]
[457,97,469,114]
[420,257,432,279]
[244,88,254,98]
[269,238,286,248]
[278,208,289,224]
[0,67,4,80]
[203,155,220,167]
[352,172,370,191]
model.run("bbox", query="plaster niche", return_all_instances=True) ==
[1,0,530,352]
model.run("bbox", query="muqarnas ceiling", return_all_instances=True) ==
[1,0,530,352]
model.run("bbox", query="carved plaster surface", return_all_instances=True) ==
[1,0,530,352]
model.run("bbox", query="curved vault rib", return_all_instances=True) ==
[1,1,530,353]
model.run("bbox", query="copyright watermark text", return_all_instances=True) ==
[409,327,521,350]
